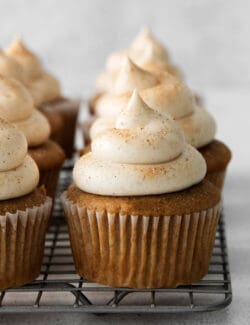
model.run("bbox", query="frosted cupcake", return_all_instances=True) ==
[90,59,231,191]
[0,118,52,290]
[90,28,183,114]
[62,90,221,288]
[5,38,80,158]
[0,75,65,200]
[96,28,182,94]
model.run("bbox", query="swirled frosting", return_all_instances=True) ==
[0,75,51,147]
[96,28,182,92]
[6,38,61,105]
[92,58,216,148]
[74,90,206,196]
[0,118,39,200]
[0,50,25,82]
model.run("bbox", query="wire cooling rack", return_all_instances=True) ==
[0,162,232,314]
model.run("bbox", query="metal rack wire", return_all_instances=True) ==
[0,162,232,314]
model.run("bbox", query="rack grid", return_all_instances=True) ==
[0,162,232,314]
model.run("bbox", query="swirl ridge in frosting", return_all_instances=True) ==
[0,118,39,200]
[5,38,61,105]
[0,49,25,82]
[92,58,216,148]
[96,28,182,93]
[0,75,51,146]
[74,90,206,196]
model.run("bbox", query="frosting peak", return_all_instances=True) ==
[6,38,43,80]
[93,70,216,148]
[0,76,51,147]
[129,28,169,65]
[115,89,160,129]
[0,118,39,200]
[5,38,61,105]
[74,91,206,196]
[0,75,33,122]
[114,57,158,94]
[0,50,24,82]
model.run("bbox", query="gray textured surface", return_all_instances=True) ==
[0,1,249,323]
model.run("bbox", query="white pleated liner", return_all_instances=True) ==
[61,192,221,288]
[0,197,52,290]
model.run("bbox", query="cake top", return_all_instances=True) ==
[0,75,51,147]
[0,118,39,200]
[74,90,206,196]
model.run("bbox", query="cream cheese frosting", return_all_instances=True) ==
[74,90,206,196]
[5,38,61,105]
[0,50,25,82]
[96,28,182,93]
[92,58,216,149]
[0,75,51,147]
[0,118,39,200]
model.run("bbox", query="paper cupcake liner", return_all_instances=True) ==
[0,197,52,290]
[61,192,221,288]
[206,170,226,193]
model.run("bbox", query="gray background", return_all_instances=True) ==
[0,0,249,96]
[0,1,250,324]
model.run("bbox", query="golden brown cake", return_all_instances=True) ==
[199,139,232,191]
[29,140,65,198]
[40,107,63,143]
[41,97,80,158]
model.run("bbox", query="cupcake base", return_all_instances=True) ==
[29,140,65,201]
[199,139,231,192]
[205,170,226,192]
[0,189,52,290]
[40,98,80,158]
[39,107,64,144]
[61,181,221,288]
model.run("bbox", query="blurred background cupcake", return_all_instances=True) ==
[89,58,231,192]
[5,38,80,158]
[0,118,52,290]
[0,76,65,202]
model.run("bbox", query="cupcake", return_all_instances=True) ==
[5,38,80,158]
[90,58,231,192]
[62,90,221,288]
[90,28,183,114]
[0,118,52,290]
[0,75,65,200]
